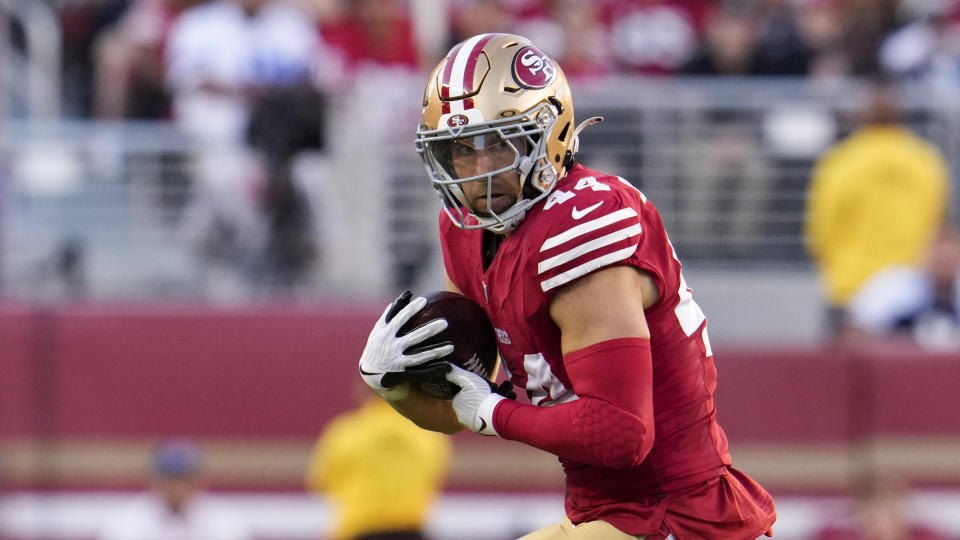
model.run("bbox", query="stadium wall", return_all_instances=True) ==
[1,303,960,496]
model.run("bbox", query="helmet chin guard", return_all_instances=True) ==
[415,33,576,234]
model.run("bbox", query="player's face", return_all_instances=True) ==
[448,133,522,215]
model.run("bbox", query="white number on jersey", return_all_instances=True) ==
[523,353,572,406]
[544,189,576,210]
[574,176,611,192]
[666,238,712,356]
[674,272,706,336]
[544,176,616,212]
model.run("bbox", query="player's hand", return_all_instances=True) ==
[445,365,512,436]
[359,291,454,399]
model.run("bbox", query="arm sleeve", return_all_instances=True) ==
[492,338,654,469]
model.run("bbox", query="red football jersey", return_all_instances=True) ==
[440,164,772,533]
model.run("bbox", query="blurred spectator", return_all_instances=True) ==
[879,0,960,91]
[807,471,951,540]
[93,1,197,227]
[59,0,132,116]
[685,0,812,76]
[751,0,813,75]
[96,438,252,540]
[848,224,960,351]
[93,0,192,119]
[305,383,451,540]
[244,80,326,291]
[511,0,611,80]
[839,0,900,76]
[46,0,960,122]
[164,0,322,145]
[602,0,710,75]
[804,77,950,337]
[167,0,328,300]
[320,0,419,73]
[795,0,852,79]
[449,0,515,45]
[684,2,761,75]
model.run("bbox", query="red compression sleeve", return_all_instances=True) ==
[492,338,654,469]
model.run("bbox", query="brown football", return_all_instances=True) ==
[399,291,498,399]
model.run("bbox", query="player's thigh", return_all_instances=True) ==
[518,517,646,540]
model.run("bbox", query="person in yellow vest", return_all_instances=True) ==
[805,77,950,337]
[306,382,451,540]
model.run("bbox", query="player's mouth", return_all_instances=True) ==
[476,193,514,214]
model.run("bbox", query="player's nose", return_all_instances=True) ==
[466,149,500,175]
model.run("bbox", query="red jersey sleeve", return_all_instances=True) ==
[534,173,667,299]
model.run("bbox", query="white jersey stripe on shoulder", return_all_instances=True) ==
[447,34,489,113]
[538,223,643,273]
[540,208,638,252]
[617,176,647,203]
[540,245,638,292]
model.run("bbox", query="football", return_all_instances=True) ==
[399,291,498,399]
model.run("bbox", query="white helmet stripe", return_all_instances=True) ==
[445,33,494,113]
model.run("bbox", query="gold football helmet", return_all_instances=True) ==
[416,33,588,234]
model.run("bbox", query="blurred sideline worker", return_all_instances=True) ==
[358,33,776,539]
[805,77,950,337]
[97,438,252,540]
[848,223,960,350]
[806,471,951,540]
[306,382,451,540]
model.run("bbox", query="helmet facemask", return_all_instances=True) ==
[417,102,560,234]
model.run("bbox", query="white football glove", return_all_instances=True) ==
[446,365,506,436]
[359,292,454,400]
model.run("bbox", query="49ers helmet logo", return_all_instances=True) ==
[511,46,556,89]
[447,114,469,128]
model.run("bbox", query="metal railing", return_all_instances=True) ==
[2,77,958,302]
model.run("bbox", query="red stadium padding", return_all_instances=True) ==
[858,343,960,435]
[712,346,853,443]
[0,304,49,437]
[48,304,378,437]
[1,303,960,493]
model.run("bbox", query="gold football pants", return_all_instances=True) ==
[518,517,647,540]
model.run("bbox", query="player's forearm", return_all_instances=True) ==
[494,395,652,469]
[494,338,655,469]
[386,387,464,434]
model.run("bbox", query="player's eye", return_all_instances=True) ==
[488,141,514,156]
[451,143,475,156]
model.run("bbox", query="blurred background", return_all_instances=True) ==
[3,0,960,538]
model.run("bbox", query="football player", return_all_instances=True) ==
[359,33,776,540]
